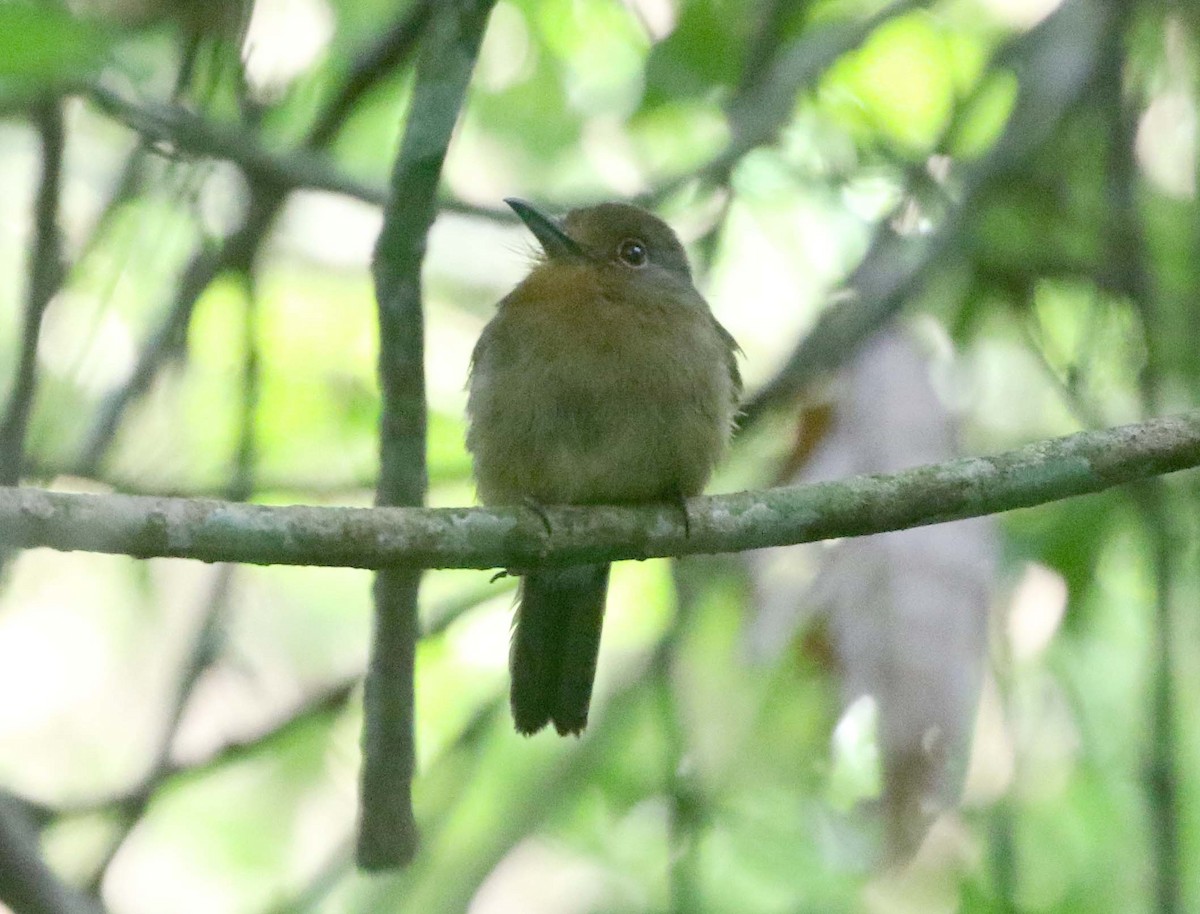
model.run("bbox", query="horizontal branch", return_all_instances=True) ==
[2,412,1198,570]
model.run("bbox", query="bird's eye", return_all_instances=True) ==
[616,238,648,267]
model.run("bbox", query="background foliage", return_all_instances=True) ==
[1,0,1198,912]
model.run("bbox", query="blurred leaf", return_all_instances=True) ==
[642,0,746,109]
[628,98,728,178]
[1003,496,1117,622]
[534,0,646,114]
[748,329,997,864]
[0,3,114,92]
[819,12,956,154]
[469,56,579,167]
[1141,194,1200,383]
[951,69,1018,159]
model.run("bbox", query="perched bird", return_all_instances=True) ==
[467,199,741,736]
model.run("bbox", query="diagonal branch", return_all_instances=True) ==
[0,796,107,914]
[75,195,279,475]
[82,84,507,221]
[721,0,928,172]
[738,0,1110,428]
[72,0,455,477]
[3,410,1199,570]
[85,84,388,206]
[646,0,929,204]
[305,0,436,148]
[32,677,361,822]
[84,564,236,892]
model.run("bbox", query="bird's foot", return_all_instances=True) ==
[672,492,693,538]
[522,496,554,537]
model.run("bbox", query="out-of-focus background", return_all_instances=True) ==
[1,0,1198,911]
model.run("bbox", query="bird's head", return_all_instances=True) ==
[506,198,695,292]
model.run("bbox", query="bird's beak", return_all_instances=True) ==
[505,198,587,260]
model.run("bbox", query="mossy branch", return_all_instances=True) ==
[4,411,1198,570]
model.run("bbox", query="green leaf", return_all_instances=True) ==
[820,11,957,154]
[643,0,747,109]
[951,69,1018,159]
[0,3,113,90]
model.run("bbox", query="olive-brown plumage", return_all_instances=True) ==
[467,199,741,736]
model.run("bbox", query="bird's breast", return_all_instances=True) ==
[468,270,735,506]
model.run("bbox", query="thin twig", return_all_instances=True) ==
[305,0,436,148]
[72,251,260,863]
[738,199,954,431]
[258,835,355,914]
[736,0,810,98]
[16,39,194,433]
[85,564,236,893]
[254,692,510,914]
[75,190,280,475]
[720,0,927,175]
[86,84,387,207]
[0,102,65,487]
[358,0,498,871]
[228,271,261,502]
[43,677,360,819]
[19,126,153,427]
[83,83,507,221]
[1011,31,1181,902]
[76,143,151,267]
[378,643,674,914]
[646,0,929,205]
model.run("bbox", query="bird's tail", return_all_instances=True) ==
[510,564,610,736]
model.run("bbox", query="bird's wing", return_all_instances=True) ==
[711,314,744,406]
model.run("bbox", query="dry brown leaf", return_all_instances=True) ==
[747,328,997,864]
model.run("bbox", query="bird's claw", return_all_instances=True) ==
[673,492,693,538]
[522,496,554,537]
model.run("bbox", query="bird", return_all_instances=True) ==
[466,198,742,736]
